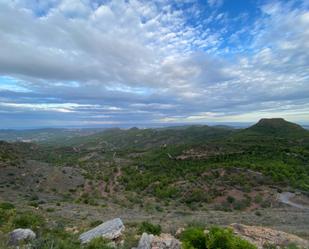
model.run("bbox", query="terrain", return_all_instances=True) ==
[0,118,309,248]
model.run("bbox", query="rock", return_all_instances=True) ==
[175,228,185,237]
[79,218,125,244]
[230,223,309,249]
[65,226,79,234]
[135,233,181,249]
[152,233,181,249]
[8,228,36,246]
[136,233,154,249]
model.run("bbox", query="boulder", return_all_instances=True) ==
[135,233,181,249]
[8,228,36,246]
[79,218,125,244]
[136,233,154,249]
[152,233,181,249]
[230,223,309,249]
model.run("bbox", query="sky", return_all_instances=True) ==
[0,0,308,128]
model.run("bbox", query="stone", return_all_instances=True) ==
[8,228,36,246]
[79,218,125,244]
[136,233,154,249]
[175,228,185,237]
[65,226,79,234]
[135,233,181,249]
[152,233,181,249]
[230,223,309,249]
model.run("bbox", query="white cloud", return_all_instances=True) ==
[0,0,308,127]
[207,0,223,8]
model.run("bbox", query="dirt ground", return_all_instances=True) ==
[12,201,307,240]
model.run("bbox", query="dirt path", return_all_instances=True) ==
[108,166,122,194]
[278,192,309,210]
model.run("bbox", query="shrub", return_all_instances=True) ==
[30,194,39,201]
[261,200,271,208]
[90,220,102,227]
[263,244,301,249]
[84,237,113,249]
[180,227,206,249]
[0,208,15,228]
[254,195,263,204]
[180,226,257,249]
[122,229,139,249]
[255,210,262,216]
[30,234,79,249]
[0,202,15,210]
[29,201,39,208]
[227,196,235,204]
[138,221,161,235]
[184,189,210,204]
[12,212,45,230]
[233,198,251,210]
[206,227,256,249]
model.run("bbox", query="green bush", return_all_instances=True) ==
[227,196,235,204]
[0,208,15,228]
[184,188,210,204]
[233,198,251,211]
[12,212,45,230]
[0,202,15,210]
[180,226,257,249]
[263,244,301,249]
[206,227,256,249]
[90,220,103,227]
[84,237,113,249]
[138,221,161,235]
[180,227,206,249]
[30,235,79,249]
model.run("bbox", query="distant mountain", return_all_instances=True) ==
[62,125,235,150]
[0,128,105,143]
[237,118,309,139]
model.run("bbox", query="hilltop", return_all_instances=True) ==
[244,118,308,138]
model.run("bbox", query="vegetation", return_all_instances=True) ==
[138,221,161,235]
[180,226,257,249]
[0,118,308,247]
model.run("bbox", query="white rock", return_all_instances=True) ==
[8,228,36,246]
[79,218,125,244]
[137,233,154,249]
[135,233,181,249]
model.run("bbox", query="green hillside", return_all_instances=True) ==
[237,118,309,139]
[62,125,235,150]
[1,119,309,211]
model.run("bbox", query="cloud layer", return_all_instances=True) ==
[0,0,308,128]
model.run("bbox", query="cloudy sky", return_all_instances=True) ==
[0,0,308,128]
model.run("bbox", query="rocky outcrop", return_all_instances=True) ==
[230,223,309,249]
[152,233,181,249]
[135,233,181,249]
[8,228,36,246]
[79,218,125,244]
[136,233,154,249]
